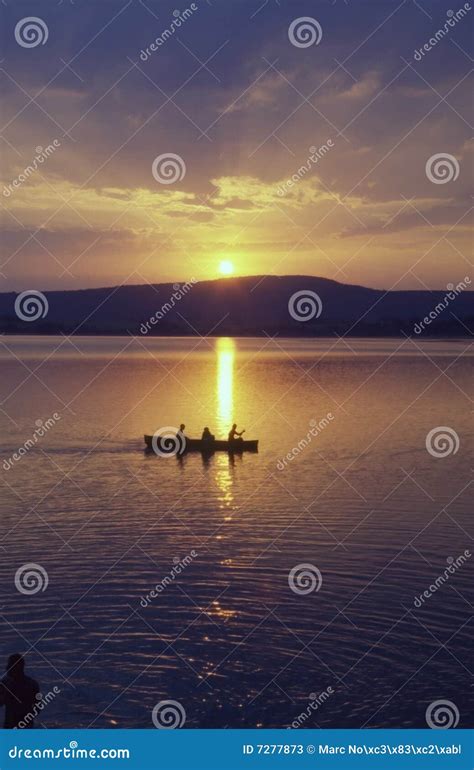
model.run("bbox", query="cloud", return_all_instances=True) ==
[341,200,473,237]
[0,0,471,290]
[334,71,382,101]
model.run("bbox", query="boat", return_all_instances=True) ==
[144,435,258,454]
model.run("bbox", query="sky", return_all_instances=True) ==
[0,0,472,292]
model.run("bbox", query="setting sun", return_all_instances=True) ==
[219,260,234,276]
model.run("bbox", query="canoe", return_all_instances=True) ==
[144,435,258,454]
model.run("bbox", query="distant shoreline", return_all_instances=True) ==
[1,275,472,338]
[1,331,471,339]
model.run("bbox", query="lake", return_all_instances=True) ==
[0,336,472,729]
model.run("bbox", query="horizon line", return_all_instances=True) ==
[1,273,471,296]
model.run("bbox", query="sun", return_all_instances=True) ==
[219,260,234,276]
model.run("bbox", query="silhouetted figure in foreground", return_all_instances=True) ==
[0,654,39,728]
[178,423,186,435]
[228,423,244,442]
[201,427,215,441]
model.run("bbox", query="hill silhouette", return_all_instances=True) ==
[0,275,472,336]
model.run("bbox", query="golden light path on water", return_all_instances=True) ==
[216,337,235,432]
[215,337,236,518]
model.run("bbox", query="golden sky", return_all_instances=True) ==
[1,0,472,291]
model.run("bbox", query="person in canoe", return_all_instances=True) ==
[201,427,215,442]
[178,424,186,435]
[0,653,40,728]
[228,423,245,442]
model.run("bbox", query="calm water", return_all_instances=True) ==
[0,336,472,729]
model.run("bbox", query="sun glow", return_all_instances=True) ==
[219,260,234,276]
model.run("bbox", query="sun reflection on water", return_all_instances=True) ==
[209,599,237,620]
[215,337,236,512]
[216,337,235,433]
[215,453,234,510]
